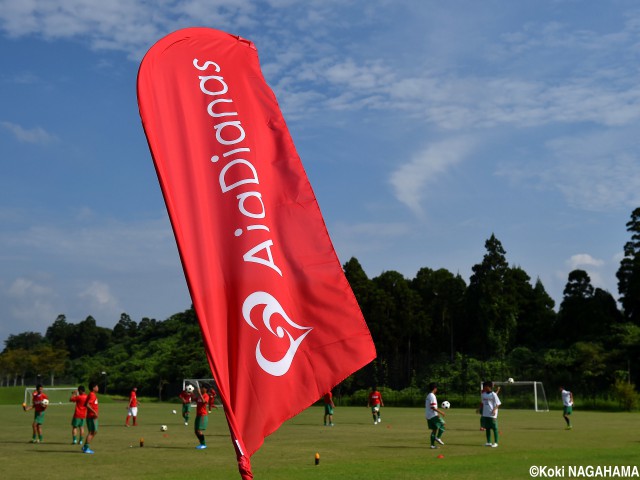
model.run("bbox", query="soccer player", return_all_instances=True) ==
[559,386,574,429]
[25,384,48,443]
[323,391,335,426]
[70,385,88,445]
[367,387,384,424]
[425,382,446,449]
[179,387,193,426]
[83,382,100,454]
[479,381,501,447]
[125,386,138,426]
[194,384,210,449]
[207,386,218,412]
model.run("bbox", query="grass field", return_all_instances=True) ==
[1,395,638,479]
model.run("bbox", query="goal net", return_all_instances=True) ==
[182,378,223,408]
[483,381,549,412]
[24,387,77,406]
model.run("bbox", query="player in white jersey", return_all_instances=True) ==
[479,381,501,447]
[425,382,446,449]
[559,386,574,430]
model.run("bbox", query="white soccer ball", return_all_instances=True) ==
[172,409,177,414]
[41,399,49,406]
[185,384,195,393]
[441,400,451,409]
[160,425,168,432]
[507,378,515,383]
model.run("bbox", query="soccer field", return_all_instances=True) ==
[1,401,638,479]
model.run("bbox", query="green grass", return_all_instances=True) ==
[1,398,638,479]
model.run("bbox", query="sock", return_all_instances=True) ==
[73,435,77,443]
[493,428,499,444]
[430,432,435,446]
[133,417,137,426]
[38,434,43,441]
[486,430,491,443]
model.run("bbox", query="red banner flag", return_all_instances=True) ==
[137,28,376,477]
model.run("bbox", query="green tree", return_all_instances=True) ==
[465,234,518,359]
[616,207,640,325]
[45,315,73,349]
[3,332,44,352]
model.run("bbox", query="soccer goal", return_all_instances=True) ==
[24,387,77,406]
[182,378,223,408]
[483,381,549,412]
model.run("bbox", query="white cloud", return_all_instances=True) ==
[79,280,118,309]
[389,137,477,216]
[1,121,57,144]
[566,253,604,270]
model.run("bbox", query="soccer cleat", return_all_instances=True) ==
[196,444,207,450]
[184,422,188,426]
[83,448,95,454]
[378,418,382,423]
[565,426,572,430]
[430,445,438,449]
[491,443,498,448]
[485,442,492,446]
[435,438,445,445]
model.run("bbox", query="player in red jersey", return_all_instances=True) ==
[323,391,335,426]
[25,384,48,443]
[82,382,99,454]
[368,387,385,424]
[194,384,210,449]
[179,387,193,426]
[70,385,88,445]
[207,386,218,412]
[125,386,138,426]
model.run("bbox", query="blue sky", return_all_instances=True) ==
[1,0,639,347]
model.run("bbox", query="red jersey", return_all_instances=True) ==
[207,389,217,409]
[85,391,99,419]
[179,391,193,404]
[32,391,48,413]
[196,393,209,417]
[71,393,88,419]
[368,391,383,406]
[323,392,333,404]
[129,390,138,407]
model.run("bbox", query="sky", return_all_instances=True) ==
[1,0,639,347]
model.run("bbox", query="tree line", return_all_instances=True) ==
[1,208,639,408]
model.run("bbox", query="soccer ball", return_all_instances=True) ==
[185,384,195,393]
[160,425,168,432]
[172,409,177,414]
[41,399,49,406]
[507,378,515,383]
[441,400,451,409]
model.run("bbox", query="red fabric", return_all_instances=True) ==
[71,393,88,419]
[137,27,376,472]
[129,391,138,407]
[32,392,48,413]
[196,393,210,417]
[85,392,98,419]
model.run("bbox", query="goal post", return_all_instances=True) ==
[24,387,77,406]
[182,378,223,408]
[481,381,549,412]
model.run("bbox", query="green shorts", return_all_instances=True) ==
[34,411,45,425]
[481,417,498,430]
[71,417,85,428]
[324,404,334,415]
[194,415,208,432]
[86,418,98,433]
[427,416,445,431]
[371,405,381,413]
[563,406,573,415]
[182,404,191,414]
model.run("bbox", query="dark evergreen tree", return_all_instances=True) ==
[616,207,640,325]
[465,234,518,359]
